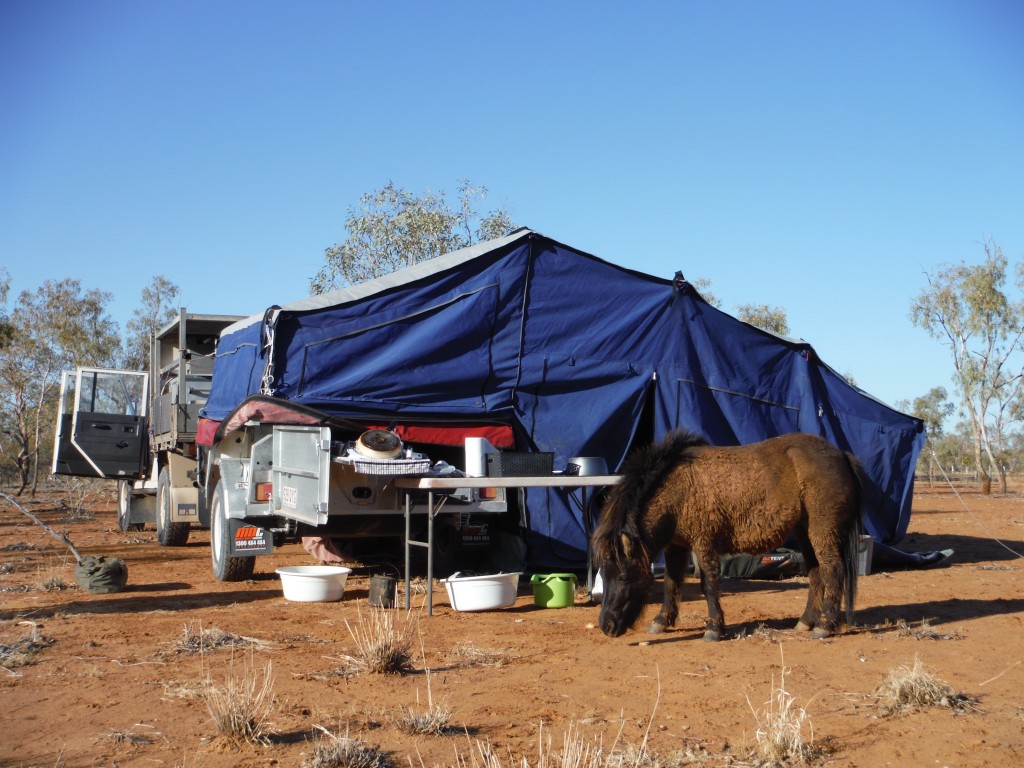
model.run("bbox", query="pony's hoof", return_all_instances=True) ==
[703,629,721,642]
[810,627,833,639]
[648,621,666,634]
[794,620,813,632]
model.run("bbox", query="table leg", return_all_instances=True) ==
[404,492,412,610]
[427,491,434,616]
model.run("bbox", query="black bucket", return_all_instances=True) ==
[368,574,398,608]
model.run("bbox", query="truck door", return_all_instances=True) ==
[52,367,149,479]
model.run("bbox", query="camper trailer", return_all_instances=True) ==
[55,229,925,583]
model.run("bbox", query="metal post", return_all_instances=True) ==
[426,491,434,616]
[404,492,412,610]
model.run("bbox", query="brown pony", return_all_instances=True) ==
[592,431,863,641]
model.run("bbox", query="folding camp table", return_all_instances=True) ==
[395,474,621,615]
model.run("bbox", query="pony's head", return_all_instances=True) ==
[594,527,654,637]
[591,431,706,637]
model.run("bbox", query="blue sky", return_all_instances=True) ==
[2,1,1022,416]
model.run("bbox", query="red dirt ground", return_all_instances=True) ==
[1,481,1022,767]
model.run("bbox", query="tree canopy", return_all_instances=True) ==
[735,303,791,336]
[0,278,120,492]
[910,239,1024,492]
[311,180,516,293]
[123,276,181,370]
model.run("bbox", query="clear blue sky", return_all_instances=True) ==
[3,1,1022,416]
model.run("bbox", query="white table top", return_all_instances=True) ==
[395,474,620,489]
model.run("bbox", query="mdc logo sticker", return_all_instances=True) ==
[234,525,267,552]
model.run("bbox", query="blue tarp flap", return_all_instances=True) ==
[203,230,925,569]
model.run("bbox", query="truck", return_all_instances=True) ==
[52,309,513,581]
[52,309,243,544]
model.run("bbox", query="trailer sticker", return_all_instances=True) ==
[281,485,298,510]
[234,526,267,551]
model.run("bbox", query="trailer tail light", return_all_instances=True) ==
[478,487,499,500]
[254,482,273,502]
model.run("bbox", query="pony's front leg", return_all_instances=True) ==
[697,552,725,642]
[649,545,688,633]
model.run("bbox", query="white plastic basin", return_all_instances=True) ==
[276,565,352,602]
[442,571,521,612]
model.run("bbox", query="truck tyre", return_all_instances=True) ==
[156,466,190,546]
[117,479,144,532]
[210,479,255,582]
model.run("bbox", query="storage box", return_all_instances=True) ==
[485,451,554,477]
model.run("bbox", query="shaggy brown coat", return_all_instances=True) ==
[592,431,863,640]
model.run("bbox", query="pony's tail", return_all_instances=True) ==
[842,452,869,625]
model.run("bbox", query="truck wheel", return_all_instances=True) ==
[210,479,255,582]
[156,466,190,546]
[117,479,144,532]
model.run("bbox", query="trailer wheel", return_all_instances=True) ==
[210,479,256,582]
[156,466,190,546]
[117,479,144,532]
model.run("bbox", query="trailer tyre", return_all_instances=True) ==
[211,479,255,582]
[117,479,144,532]
[156,466,190,546]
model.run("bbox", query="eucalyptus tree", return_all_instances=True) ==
[0,278,120,494]
[736,303,790,336]
[910,240,1024,493]
[123,275,181,370]
[897,386,955,484]
[311,180,516,293]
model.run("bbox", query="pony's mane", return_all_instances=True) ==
[593,431,707,566]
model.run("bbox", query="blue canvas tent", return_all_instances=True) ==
[202,229,925,570]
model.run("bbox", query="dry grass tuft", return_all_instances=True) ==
[453,720,680,768]
[405,576,430,596]
[161,678,207,700]
[394,658,456,736]
[0,622,55,671]
[105,725,156,747]
[340,606,417,675]
[447,670,679,768]
[874,657,979,715]
[395,702,455,736]
[34,561,75,592]
[171,622,269,655]
[459,723,608,768]
[201,655,275,745]
[736,623,785,643]
[895,618,963,641]
[0,542,46,552]
[37,574,75,591]
[747,646,822,767]
[304,727,392,768]
[447,641,512,668]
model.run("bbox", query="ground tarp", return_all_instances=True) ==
[202,230,925,570]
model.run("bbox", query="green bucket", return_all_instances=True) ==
[530,573,578,608]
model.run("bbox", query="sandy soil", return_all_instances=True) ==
[1,481,1022,768]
